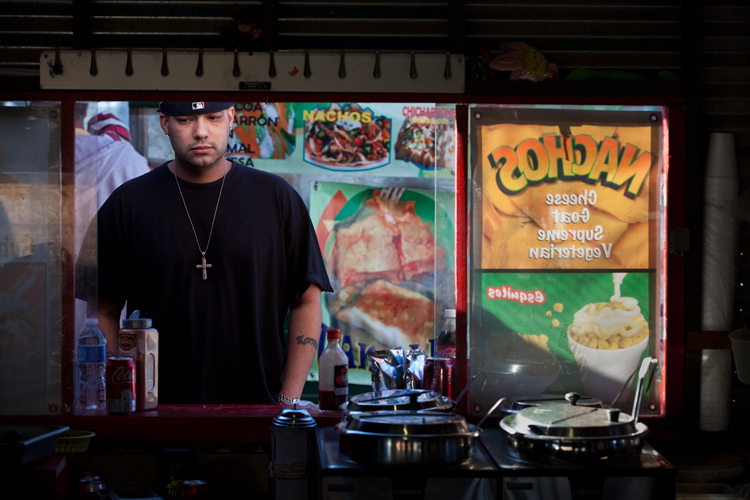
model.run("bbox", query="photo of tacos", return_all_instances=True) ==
[303,103,391,170]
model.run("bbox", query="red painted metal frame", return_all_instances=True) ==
[3,90,686,443]
[455,104,468,415]
[0,405,345,443]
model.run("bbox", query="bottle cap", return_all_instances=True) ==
[85,318,99,326]
[123,309,153,329]
[327,329,340,340]
[444,309,456,318]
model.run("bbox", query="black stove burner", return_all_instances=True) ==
[315,427,676,500]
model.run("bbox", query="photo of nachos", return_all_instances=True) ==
[304,103,391,170]
[395,116,456,170]
[480,123,658,270]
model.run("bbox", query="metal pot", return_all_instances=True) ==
[492,393,602,417]
[499,393,648,465]
[498,357,658,466]
[339,389,454,413]
[335,410,480,465]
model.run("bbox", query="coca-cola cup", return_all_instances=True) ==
[423,357,455,399]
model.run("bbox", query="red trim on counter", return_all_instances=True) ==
[0,406,346,444]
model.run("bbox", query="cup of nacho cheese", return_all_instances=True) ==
[567,296,649,405]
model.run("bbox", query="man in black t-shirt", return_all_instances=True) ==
[77,102,333,405]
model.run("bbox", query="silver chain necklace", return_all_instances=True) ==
[173,160,227,280]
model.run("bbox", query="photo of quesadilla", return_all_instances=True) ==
[335,279,435,348]
[324,189,449,350]
[330,193,446,288]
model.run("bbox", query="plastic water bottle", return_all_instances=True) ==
[76,318,107,414]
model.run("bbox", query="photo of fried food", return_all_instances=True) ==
[333,206,403,288]
[335,279,435,349]
[332,194,447,288]
[395,116,456,170]
[327,190,449,351]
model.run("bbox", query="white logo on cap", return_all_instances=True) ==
[192,102,205,110]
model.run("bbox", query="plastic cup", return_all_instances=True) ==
[568,331,648,405]
[729,328,750,384]
[705,132,737,180]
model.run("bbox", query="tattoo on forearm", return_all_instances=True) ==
[296,335,319,349]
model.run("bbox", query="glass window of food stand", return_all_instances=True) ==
[468,105,667,418]
[0,101,63,414]
[0,100,458,414]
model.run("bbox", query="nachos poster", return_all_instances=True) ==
[470,105,667,415]
[226,103,456,178]
[310,181,455,385]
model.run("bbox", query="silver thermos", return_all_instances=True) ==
[269,403,317,500]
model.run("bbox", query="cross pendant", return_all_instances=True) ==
[196,252,212,280]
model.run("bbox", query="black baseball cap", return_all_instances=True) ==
[158,102,235,116]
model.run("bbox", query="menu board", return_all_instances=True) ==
[470,105,666,416]
[310,181,455,385]
[226,103,456,179]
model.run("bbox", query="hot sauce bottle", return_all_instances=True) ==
[318,329,348,411]
[119,310,159,411]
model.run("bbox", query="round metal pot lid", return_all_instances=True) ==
[501,405,647,440]
[337,410,478,437]
[498,394,602,414]
[343,389,452,412]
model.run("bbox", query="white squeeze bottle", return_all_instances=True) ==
[318,329,348,411]
[75,317,107,414]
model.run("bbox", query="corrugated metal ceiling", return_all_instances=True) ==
[1,0,688,77]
